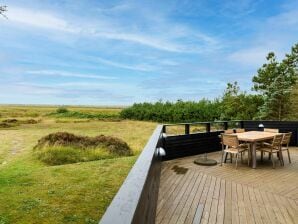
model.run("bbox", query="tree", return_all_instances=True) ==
[220,82,263,120]
[0,5,7,18]
[288,82,298,119]
[252,43,298,120]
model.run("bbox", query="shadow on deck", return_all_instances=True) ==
[156,147,298,224]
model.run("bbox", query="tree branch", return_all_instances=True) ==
[0,5,8,19]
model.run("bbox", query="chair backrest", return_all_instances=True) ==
[264,128,279,133]
[236,128,245,133]
[224,129,234,134]
[271,134,283,148]
[282,132,292,145]
[221,134,239,148]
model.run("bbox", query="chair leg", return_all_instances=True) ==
[268,153,271,160]
[221,151,224,166]
[224,152,228,163]
[271,153,275,169]
[230,153,233,163]
[261,151,263,162]
[279,151,284,166]
[235,153,239,169]
[247,150,250,167]
[241,152,243,164]
[287,149,291,163]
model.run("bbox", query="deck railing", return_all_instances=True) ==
[99,125,164,224]
[99,120,298,223]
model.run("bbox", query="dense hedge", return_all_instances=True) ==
[120,100,222,123]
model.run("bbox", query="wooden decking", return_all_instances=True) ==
[156,147,298,224]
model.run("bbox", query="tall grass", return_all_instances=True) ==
[35,146,115,165]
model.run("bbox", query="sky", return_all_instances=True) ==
[0,0,298,106]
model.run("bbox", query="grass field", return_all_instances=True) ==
[0,105,156,224]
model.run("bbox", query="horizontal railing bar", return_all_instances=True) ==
[163,121,229,126]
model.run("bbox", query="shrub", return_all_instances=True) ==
[2,119,18,123]
[0,119,40,128]
[0,122,14,128]
[56,107,69,114]
[34,132,132,165]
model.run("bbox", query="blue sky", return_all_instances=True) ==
[0,0,297,106]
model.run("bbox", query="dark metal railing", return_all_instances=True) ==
[99,125,164,224]
[163,121,230,134]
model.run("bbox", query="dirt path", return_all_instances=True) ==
[0,133,24,166]
[11,137,23,155]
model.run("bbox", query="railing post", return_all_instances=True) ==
[296,128,298,146]
[185,124,190,135]
[206,123,211,132]
[162,125,166,133]
[239,121,244,129]
[224,122,228,130]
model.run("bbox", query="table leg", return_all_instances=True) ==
[252,142,257,169]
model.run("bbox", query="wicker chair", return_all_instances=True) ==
[236,128,245,133]
[220,134,249,169]
[220,129,234,147]
[281,132,292,163]
[264,128,279,133]
[224,129,234,134]
[257,134,283,168]
[261,128,279,159]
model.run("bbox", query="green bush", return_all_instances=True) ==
[56,107,69,113]
[34,132,132,165]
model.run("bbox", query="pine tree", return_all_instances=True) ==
[252,43,298,120]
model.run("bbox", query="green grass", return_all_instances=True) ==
[35,146,117,165]
[0,105,156,223]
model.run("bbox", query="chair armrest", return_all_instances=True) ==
[262,142,271,147]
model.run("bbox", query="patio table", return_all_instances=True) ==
[230,131,281,168]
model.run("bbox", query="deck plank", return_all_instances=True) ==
[156,147,298,224]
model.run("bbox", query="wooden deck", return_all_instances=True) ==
[156,147,298,224]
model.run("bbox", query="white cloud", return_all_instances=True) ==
[6,6,78,33]
[95,57,156,72]
[3,5,219,54]
[227,47,270,67]
[227,6,298,68]
[266,9,298,27]
[26,70,116,80]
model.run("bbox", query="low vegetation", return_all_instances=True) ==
[0,105,122,119]
[0,118,40,129]
[49,107,121,121]
[34,132,132,165]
